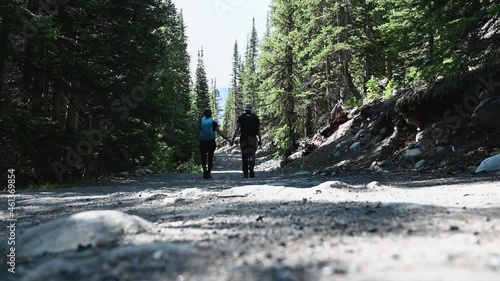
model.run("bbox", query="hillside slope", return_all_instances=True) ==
[279,67,500,177]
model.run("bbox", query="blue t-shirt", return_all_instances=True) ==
[199,118,219,141]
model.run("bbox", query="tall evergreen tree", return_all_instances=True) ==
[242,18,260,112]
[258,0,298,155]
[195,48,210,116]
[229,41,242,134]
[210,78,221,121]
[222,91,235,134]
[175,12,193,114]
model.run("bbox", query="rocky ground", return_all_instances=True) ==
[1,153,499,281]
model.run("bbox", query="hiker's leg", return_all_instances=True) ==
[207,141,216,173]
[242,153,249,176]
[240,137,249,176]
[248,151,256,177]
[200,141,208,172]
[246,136,257,177]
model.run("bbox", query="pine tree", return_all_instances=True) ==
[159,5,196,164]
[210,78,221,121]
[222,91,235,134]
[265,11,271,38]
[380,0,500,80]
[230,41,242,133]
[176,11,193,114]
[242,18,260,112]
[195,48,211,117]
[258,0,298,156]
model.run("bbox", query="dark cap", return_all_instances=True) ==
[203,109,212,117]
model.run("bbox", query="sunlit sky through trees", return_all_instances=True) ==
[172,0,271,90]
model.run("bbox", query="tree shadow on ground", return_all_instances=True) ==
[155,201,499,238]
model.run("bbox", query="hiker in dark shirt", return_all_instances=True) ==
[231,104,262,178]
[199,109,232,179]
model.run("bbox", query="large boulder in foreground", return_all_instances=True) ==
[470,96,500,130]
[21,243,200,281]
[475,154,500,173]
[19,210,156,256]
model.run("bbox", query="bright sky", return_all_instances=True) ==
[171,0,272,89]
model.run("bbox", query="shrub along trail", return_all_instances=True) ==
[1,153,499,281]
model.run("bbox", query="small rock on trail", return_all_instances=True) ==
[475,154,500,173]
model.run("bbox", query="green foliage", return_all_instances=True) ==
[210,79,221,121]
[222,91,235,134]
[1,0,196,186]
[0,108,70,186]
[380,0,499,80]
[150,143,176,172]
[384,80,397,100]
[365,77,397,101]
[365,77,383,101]
[177,157,203,173]
[241,19,260,112]
[25,179,89,191]
[223,41,243,135]
[3,0,499,181]
[249,0,499,158]
[195,49,211,115]
[256,0,300,156]
[344,96,363,110]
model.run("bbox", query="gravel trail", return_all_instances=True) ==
[1,153,499,281]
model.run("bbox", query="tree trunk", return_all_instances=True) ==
[53,79,65,127]
[24,0,40,115]
[0,8,9,91]
[340,0,362,101]
[428,33,434,62]
[305,104,314,137]
[22,42,34,106]
[387,60,393,77]
[65,90,81,134]
[32,39,45,116]
[42,47,50,117]
[52,4,67,128]
[284,8,296,155]
[362,0,374,95]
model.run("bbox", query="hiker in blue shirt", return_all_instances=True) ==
[199,109,232,179]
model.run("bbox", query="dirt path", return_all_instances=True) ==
[1,153,499,281]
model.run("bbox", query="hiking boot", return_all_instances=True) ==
[243,174,249,178]
[249,170,255,178]
[203,171,209,179]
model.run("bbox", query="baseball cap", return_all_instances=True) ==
[243,103,253,111]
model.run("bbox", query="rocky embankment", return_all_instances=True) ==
[280,68,500,177]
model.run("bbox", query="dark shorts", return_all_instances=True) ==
[240,135,257,156]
